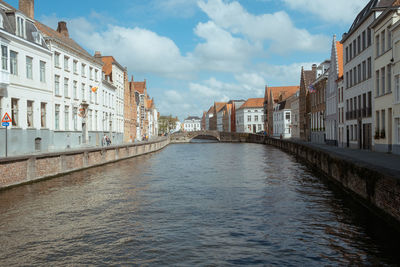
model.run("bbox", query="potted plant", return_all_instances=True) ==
[374,129,380,139]
[380,129,385,139]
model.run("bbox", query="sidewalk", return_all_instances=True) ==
[289,139,400,179]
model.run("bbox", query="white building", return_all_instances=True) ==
[183,116,201,132]
[236,98,264,133]
[0,0,53,156]
[341,0,384,150]
[371,7,400,153]
[326,35,343,146]
[391,13,400,155]
[273,101,292,138]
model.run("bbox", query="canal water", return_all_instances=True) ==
[0,143,399,266]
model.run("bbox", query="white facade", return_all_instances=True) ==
[273,108,292,139]
[0,4,53,156]
[392,16,400,155]
[183,117,201,132]
[236,108,264,133]
[342,3,376,150]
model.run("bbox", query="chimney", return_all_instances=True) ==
[94,51,102,58]
[56,21,69,38]
[312,64,317,72]
[19,0,34,19]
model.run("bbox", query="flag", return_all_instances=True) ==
[91,86,98,93]
[308,84,316,93]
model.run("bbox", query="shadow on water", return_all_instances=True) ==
[190,136,219,143]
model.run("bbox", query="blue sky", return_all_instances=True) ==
[9,0,370,120]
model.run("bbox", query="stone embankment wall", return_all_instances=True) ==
[246,134,400,229]
[0,137,170,190]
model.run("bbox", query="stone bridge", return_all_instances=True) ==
[170,131,266,143]
[170,131,221,143]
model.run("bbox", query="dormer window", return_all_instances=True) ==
[16,16,26,38]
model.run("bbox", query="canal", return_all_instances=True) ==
[0,142,399,266]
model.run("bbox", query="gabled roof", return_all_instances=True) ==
[336,41,344,78]
[185,116,201,120]
[101,56,114,77]
[35,21,93,59]
[268,86,299,102]
[146,99,153,109]
[133,81,146,94]
[238,98,264,109]
[207,105,214,114]
[214,102,226,113]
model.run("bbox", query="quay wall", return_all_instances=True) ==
[244,134,400,229]
[0,137,170,190]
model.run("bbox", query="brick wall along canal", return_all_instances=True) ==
[0,142,399,265]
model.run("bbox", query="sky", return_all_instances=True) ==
[8,0,370,120]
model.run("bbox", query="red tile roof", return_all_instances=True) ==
[101,56,115,76]
[133,81,146,94]
[35,21,93,59]
[239,98,264,109]
[214,102,226,113]
[268,86,299,102]
[336,41,344,78]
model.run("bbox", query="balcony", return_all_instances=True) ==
[0,69,10,87]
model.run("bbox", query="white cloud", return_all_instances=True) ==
[197,0,330,53]
[282,0,370,24]
[193,21,261,72]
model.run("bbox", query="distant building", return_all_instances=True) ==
[183,116,201,132]
[310,60,330,144]
[236,98,264,133]
[326,36,343,146]
[288,91,300,138]
[273,100,291,139]
[299,66,317,141]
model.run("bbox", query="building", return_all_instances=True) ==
[201,111,206,130]
[264,86,299,136]
[299,66,317,141]
[288,91,300,138]
[340,0,388,150]
[205,105,213,130]
[221,103,232,132]
[212,102,225,131]
[131,78,147,140]
[310,60,330,144]
[183,116,201,132]
[371,6,400,153]
[0,0,52,156]
[273,100,291,138]
[236,98,264,133]
[391,13,400,154]
[337,74,345,147]
[146,98,158,138]
[326,35,343,146]
[97,54,130,142]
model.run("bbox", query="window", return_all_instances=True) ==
[353,39,356,56]
[358,64,361,83]
[64,78,69,98]
[16,16,25,37]
[88,109,92,131]
[350,69,353,86]
[382,30,385,54]
[81,83,85,100]
[350,43,353,59]
[376,111,380,133]
[65,106,69,130]
[55,75,60,95]
[1,45,7,70]
[25,56,33,79]
[73,81,77,99]
[376,35,380,56]
[81,63,86,77]
[285,112,290,120]
[362,31,366,50]
[10,50,17,75]
[382,109,386,132]
[367,57,372,78]
[41,102,46,128]
[346,72,349,88]
[55,52,60,67]
[381,67,385,95]
[39,61,46,82]
[64,56,69,71]
[362,61,366,81]
[11,98,18,126]
[368,28,372,46]
[73,107,78,130]
[26,100,34,127]
[396,118,400,144]
[73,60,78,73]
[55,104,60,130]
[346,47,349,63]
[254,115,258,122]
[387,65,392,93]
[357,35,361,54]
[388,28,392,49]
[396,75,400,102]
[247,115,251,122]
[95,69,98,81]
[89,67,93,80]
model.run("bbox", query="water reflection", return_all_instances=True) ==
[0,143,399,266]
